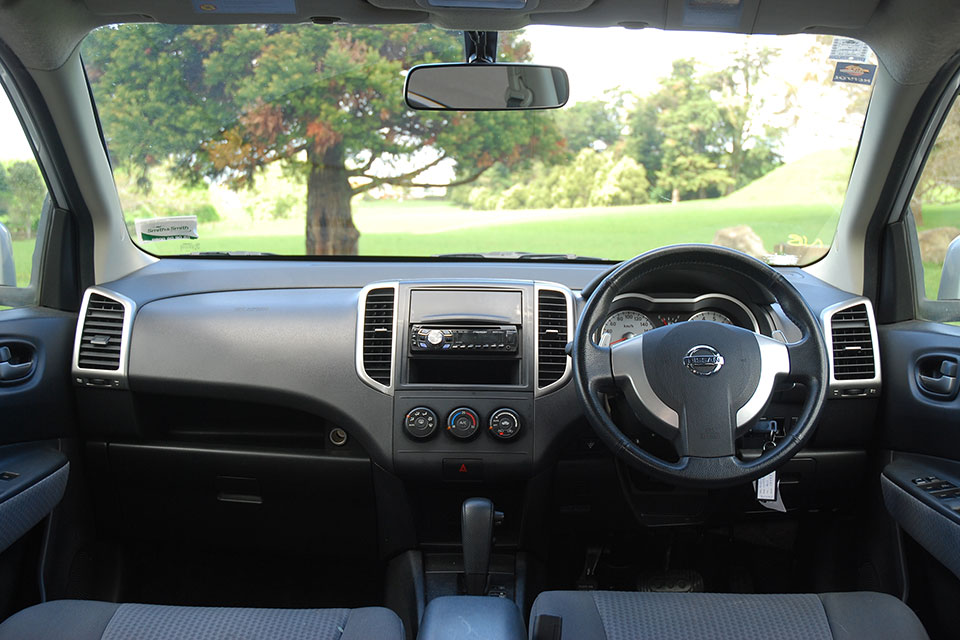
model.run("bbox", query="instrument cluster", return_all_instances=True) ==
[597,293,761,346]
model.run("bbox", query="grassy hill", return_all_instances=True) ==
[725,148,855,206]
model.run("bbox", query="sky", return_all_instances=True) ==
[0,98,35,162]
[0,28,873,167]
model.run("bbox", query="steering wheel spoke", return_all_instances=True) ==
[785,335,823,384]
[584,340,617,393]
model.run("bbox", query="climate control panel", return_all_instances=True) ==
[403,405,522,441]
[394,393,534,482]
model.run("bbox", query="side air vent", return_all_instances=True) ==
[830,304,875,380]
[73,288,135,388]
[360,285,396,390]
[537,287,570,390]
[78,294,125,370]
[822,299,880,398]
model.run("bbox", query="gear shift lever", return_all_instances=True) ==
[461,497,498,595]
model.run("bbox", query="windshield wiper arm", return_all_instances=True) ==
[434,251,607,262]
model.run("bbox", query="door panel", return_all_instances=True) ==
[879,321,960,460]
[0,307,78,616]
[878,321,960,638]
[0,308,78,445]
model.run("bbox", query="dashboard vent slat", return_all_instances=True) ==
[830,303,876,381]
[538,289,569,388]
[362,287,395,387]
[77,293,125,371]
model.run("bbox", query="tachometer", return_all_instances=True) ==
[688,310,733,325]
[599,310,655,346]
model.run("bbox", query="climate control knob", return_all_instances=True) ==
[447,407,480,439]
[404,407,438,440]
[489,408,522,440]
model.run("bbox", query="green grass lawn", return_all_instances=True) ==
[121,148,852,260]
[131,198,842,261]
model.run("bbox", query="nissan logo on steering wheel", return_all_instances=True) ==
[683,345,725,376]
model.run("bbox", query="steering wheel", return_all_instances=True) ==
[573,245,829,488]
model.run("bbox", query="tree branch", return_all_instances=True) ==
[349,153,449,193]
[347,154,376,176]
[350,164,492,195]
[401,165,492,189]
[383,153,448,183]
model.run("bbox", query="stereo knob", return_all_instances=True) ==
[427,329,444,345]
[489,408,522,440]
[447,407,480,439]
[404,407,438,440]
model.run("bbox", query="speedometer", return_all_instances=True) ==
[688,310,733,324]
[599,310,655,346]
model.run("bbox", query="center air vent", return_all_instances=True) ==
[537,287,570,389]
[360,285,397,390]
[77,293,126,371]
[828,302,877,381]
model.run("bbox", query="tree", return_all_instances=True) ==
[646,59,731,202]
[554,96,623,152]
[0,164,9,216]
[705,48,784,193]
[2,161,45,239]
[912,105,960,225]
[624,97,664,195]
[83,25,562,255]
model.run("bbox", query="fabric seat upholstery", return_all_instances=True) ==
[529,591,929,640]
[0,600,403,640]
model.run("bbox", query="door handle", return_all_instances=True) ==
[0,345,34,382]
[917,356,960,399]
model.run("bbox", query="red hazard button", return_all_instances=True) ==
[443,458,483,482]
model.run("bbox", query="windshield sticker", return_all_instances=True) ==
[192,0,295,14]
[135,216,199,243]
[828,37,871,63]
[832,62,877,86]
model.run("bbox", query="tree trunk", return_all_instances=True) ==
[305,145,359,255]
[911,197,924,227]
[671,188,680,204]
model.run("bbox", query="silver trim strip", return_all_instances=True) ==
[736,333,790,426]
[535,282,575,396]
[356,282,399,396]
[611,292,760,332]
[821,297,882,396]
[611,333,680,429]
[71,287,136,390]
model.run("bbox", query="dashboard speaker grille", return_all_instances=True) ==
[538,289,568,388]
[362,287,395,386]
[78,294,125,370]
[830,303,876,380]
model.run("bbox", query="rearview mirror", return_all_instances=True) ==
[404,63,569,111]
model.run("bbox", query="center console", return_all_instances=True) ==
[357,280,575,483]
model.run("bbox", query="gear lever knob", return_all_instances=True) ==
[461,497,495,595]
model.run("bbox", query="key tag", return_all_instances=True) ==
[753,470,787,512]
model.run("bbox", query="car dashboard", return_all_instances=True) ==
[66,257,883,543]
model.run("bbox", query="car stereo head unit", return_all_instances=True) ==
[411,325,519,353]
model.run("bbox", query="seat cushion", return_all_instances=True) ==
[0,600,403,640]
[529,591,929,640]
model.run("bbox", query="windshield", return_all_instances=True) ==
[81,25,874,264]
